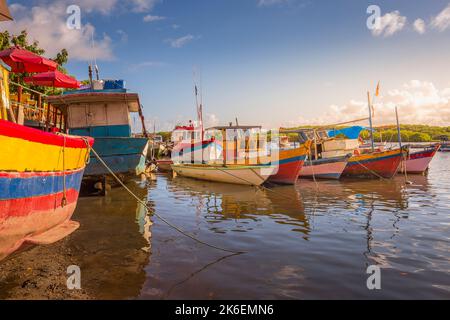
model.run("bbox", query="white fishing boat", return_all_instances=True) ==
[172,163,276,186]
[172,125,276,186]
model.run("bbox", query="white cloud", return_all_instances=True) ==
[413,18,426,34]
[292,81,450,127]
[204,113,220,127]
[165,34,198,48]
[143,14,166,22]
[131,0,159,13]
[70,0,118,15]
[128,61,166,71]
[431,3,450,31]
[257,0,289,7]
[117,29,128,43]
[2,3,114,61]
[372,11,407,37]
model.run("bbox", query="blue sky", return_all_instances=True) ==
[4,0,450,130]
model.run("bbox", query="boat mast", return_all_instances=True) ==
[395,106,402,150]
[367,91,375,152]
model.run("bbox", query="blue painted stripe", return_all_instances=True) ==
[272,155,306,166]
[89,137,148,157]
[70,125,131,138]
[85,154,145,176]
[175,141,217,155]
[0,170,84,200]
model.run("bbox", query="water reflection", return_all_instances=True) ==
[2,156,448,299]
[169,176,310,238]
[67,183,152,299]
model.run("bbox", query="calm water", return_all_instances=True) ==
[3,154,450,299]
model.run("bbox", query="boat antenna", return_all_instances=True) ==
[91,29,100,81]
[193,67,203,128]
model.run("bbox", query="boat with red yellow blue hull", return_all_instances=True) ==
[0,120,93,261]
[343,147,408,179]
[267,143,311,185]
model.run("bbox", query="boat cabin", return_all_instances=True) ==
[46,81,142,138]
[288,128,359,160]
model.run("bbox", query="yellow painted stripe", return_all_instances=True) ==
[0,135,89,172]
[349,149,401,163]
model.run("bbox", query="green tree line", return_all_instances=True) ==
[360,125,450,142]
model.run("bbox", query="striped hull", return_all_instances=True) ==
[300,156,349,180]
[84,137,149,177]
[0,120,93,261]
[343,148,406,179]
[172,164,277,186]
[156,159,174,172]
[402,145,440,174]
[267,146,309,185]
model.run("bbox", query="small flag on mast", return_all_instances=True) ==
[375,81,380,97]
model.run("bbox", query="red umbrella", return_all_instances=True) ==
[23,70,81,88]
[0,46,58,73]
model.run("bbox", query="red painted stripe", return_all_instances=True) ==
[344,154,402,178]
[0,168,84,178]
[0,189,79,218]
[269,160,305,184]
[409,148,437,160]
[0,120,94,149]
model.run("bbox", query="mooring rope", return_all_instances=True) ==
[63,135,67,207]
[352,158,390,181]
[87,144,244,254]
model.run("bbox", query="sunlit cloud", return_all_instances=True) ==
[3,3,114,61]
[413,18,426,34]
[165,34,199,48]
[289,81,450,127]
[143,14,166,22]
[431,3,450,31]
[372,11,407,37]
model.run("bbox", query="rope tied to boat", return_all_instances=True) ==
[89,146,245,255]
[59,134,67,208]
[81,137,91,165]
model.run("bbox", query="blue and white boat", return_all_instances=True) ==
[47,80,149,185]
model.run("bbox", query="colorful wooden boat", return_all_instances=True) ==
[401,144,440,174]
[172,163,276,186]
[156,159,174,172]
[343,147,408,179]
[46,82,149,185]
[439,144,450,152]
[267,143,311,185]
[0,119,93,261]
[300,155,350,180]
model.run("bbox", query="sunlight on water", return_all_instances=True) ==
[1,154,449,299]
